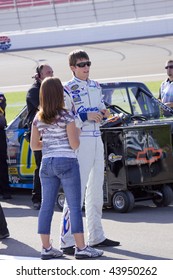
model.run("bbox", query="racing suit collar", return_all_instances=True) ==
[166,78,173,83]
[73,76,90,85]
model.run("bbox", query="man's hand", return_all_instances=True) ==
[100,109,110,118]
[87,112,104,123]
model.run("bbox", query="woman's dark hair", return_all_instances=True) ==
[32,64,45,80]
[36,65,45,78]
[38,77,66,124]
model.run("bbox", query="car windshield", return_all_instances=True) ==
[101,82,161,119]
[7,106,27,129]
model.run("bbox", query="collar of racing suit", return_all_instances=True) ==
[73,76,90,85]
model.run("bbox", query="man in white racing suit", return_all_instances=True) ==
[60,50,120,255]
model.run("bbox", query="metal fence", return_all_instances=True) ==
[0,0,173,32]
[0,0,82,9]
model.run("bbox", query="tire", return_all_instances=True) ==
[57,192,65,211]
[112,190,135,213]
[152,185,173,207]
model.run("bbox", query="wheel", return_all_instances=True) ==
[112,190,135,213]
[57,192,65,210]
[152,185,173,207]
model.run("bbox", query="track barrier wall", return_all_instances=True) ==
[0,0,173,51]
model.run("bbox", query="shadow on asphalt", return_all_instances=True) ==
[0,238,40,258]
[102,202,173,224]
[100,246,172,260]
[1,240,171,260]
[1,188,173,223]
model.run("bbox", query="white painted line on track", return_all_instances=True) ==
[96,73,165,82]
[0,84,31,93]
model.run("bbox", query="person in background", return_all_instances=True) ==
[0,92,12,200]
[159,59,173,108]
[30,77,103,259]
[60,49,120,255]
[0,203,10,239]
[25,64,53,210]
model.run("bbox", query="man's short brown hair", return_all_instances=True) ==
[69,50,89,66]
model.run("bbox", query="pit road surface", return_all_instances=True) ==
[0,35,173,260]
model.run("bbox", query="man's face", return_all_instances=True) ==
[70,59,91,81]
[40,65,53,81]
[165,62,173,80]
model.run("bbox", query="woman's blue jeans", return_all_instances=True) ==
[38,157,83,235]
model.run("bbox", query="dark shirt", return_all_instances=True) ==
[0,93,7,129]
[0,93,6,112]
[26,80,41,125]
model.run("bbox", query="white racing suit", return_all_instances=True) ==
[60,77,106,247]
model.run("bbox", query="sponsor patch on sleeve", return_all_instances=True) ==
[72,94,81,102]
[71,84,79,91]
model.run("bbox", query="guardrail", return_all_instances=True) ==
[0,0,81,10]
[0,0,173,32]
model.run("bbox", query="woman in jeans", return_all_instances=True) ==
[30,77,103,260]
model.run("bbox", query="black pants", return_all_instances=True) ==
[0,203,8,235]
[0,130,11,195]
[32,150,42,203]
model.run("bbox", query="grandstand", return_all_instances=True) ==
[0,0,82,10]
[0,1,173,35]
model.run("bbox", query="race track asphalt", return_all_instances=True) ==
[1,189,173,260]
[1,35,173,92]
[0,36,173,262]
